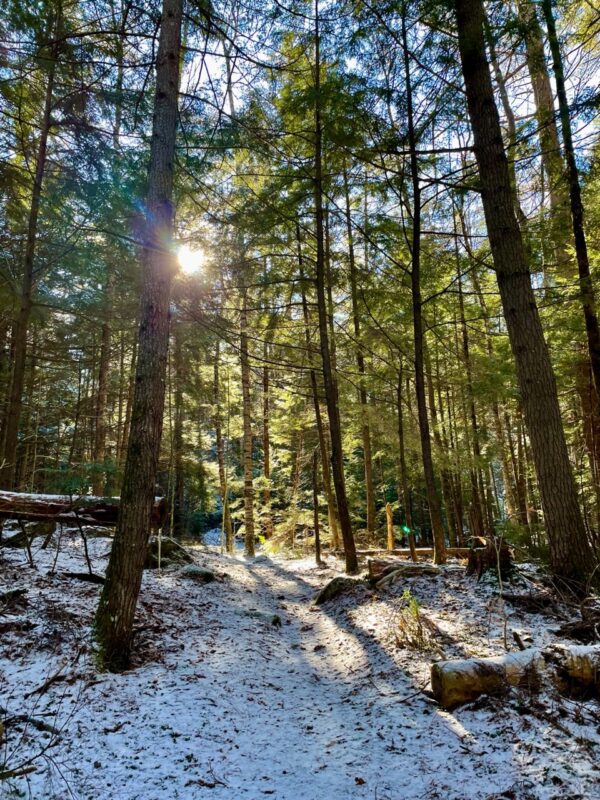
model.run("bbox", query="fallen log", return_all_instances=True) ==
[0,491,167,530]
[355,547,470,558]
[431,644,600,709]
[62,572,105,585]
[368,561,441,588]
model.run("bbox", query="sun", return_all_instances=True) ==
[177,244,204,275]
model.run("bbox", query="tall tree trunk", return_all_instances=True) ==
[541,0,600,405]
[298,230,341,550]
[454,0,594,588]
[517,0,571,275]
[262,339,274,538]
[240,287,255,557]
[94,0,184,670]
[312,448,323,565]
[402,7,446,563]
[397,368,417,561]
[1,17,58,489]
[313,0,357,573]
[457,265,487,537]
[118,330,137,466]
[172,325,185,536]
[343,166,375,536]
[92,265,114,495]
[213,342,233,552]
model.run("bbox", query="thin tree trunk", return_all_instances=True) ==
[172,325,185,535]
[312,448,322,565]
[517,0,571,275]
[213,342,233,552]
[402,7,446,563]
[240,287,255,557]
[313,0,357,573]
[298,230,341,550]
[343,166,376,536]
[454,0,594,588]
[92,265,114,495]
[94,0,184,669]
[262,339,274,538]
[542,0,600,408]
[397,367,417,561]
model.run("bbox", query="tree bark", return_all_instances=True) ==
[240,286,255,557]
[402,7,446,564]
[396,368,417,561]
[343,166,376,536]
[541,0,600,411]
[94,0,184,670]
[213,342,233,552]
[517,0,571,276]
[454,0,594,588]
[313,0,357,573]
[298,232,341,550]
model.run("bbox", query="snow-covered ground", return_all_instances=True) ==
[1,531,599,800]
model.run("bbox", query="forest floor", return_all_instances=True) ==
[1,531,600,800]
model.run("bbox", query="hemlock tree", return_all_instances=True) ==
[453,0,595,590]
[94,0,184,670]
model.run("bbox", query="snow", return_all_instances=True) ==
[1,531,599,799]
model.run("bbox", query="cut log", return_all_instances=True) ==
[0,491,167,529]
[431,644,600,708]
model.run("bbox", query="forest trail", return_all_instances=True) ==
[2,539,599,799]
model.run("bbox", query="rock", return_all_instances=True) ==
[180,564,215,583]
[313,576,364,605]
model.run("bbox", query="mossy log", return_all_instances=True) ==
[431,644,600,709]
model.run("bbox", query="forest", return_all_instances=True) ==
[1,0,600,798]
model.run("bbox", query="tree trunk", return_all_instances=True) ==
[240,287,255,557]
[262,341,274,538]
[213,342,233,552]
[402,8,446,564]
[454,0,594,589]
[396,368,417,561]
[343,166,376,536]
[172,324,185,536]
[312,449,322,565]
[542,0,600,414]
[94,0,184,670]
[313,0,357,573]
[92,264,114,495]
[298,233,341,550]
[517,0,571,276]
